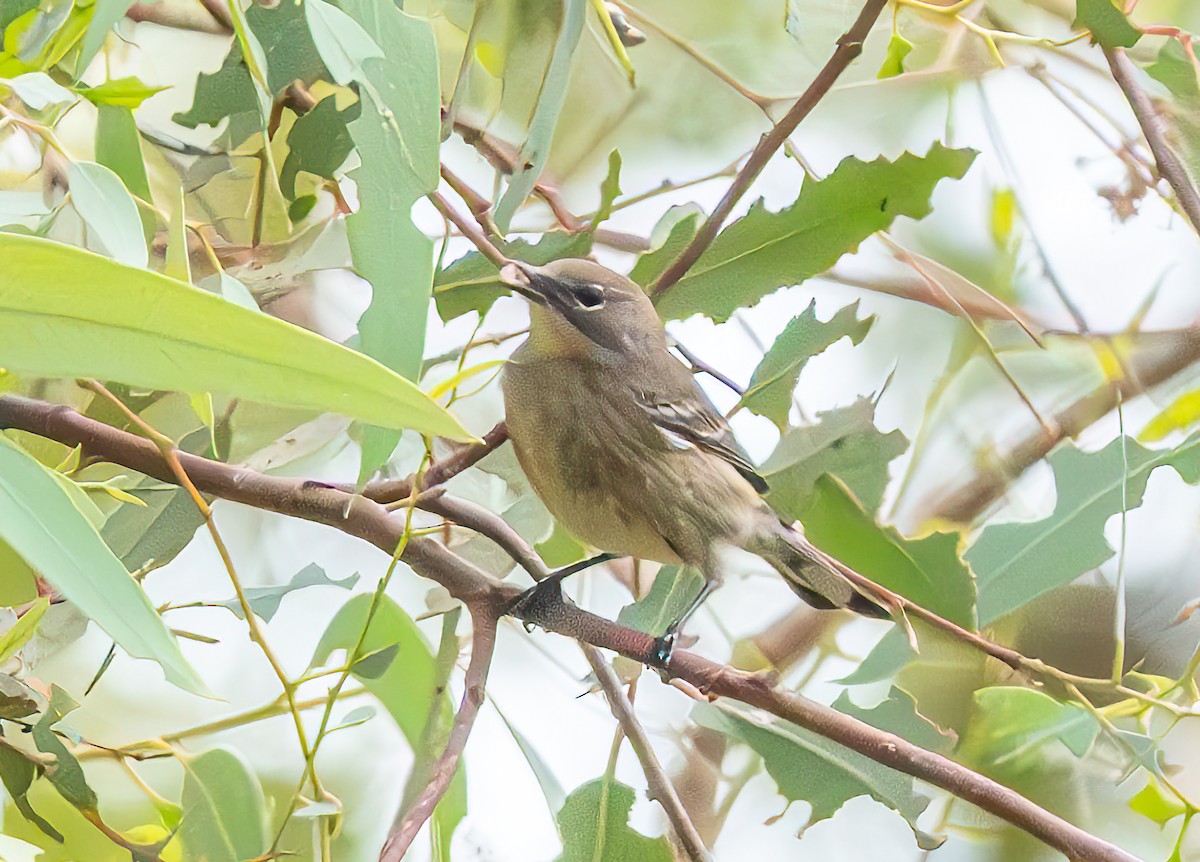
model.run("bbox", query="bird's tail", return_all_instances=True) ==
[749,523,889,618]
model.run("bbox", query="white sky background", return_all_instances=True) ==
[12,1,1200,860]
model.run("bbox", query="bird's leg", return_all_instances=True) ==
[652,572,721,668]
[507,553,617,623]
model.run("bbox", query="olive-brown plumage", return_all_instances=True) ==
[500,258,882,617]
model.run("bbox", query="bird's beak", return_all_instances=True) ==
[499,261,568,312]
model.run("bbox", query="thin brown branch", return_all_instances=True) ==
[440,164,498,238]
[923,324,1200,522]
[1104,46,1200,238]
[197,0,233,32]
[361,421,508,505]
[380,607,498,861]
[0,394,1143,862]
[583,645,712,862]
[649,0,889,297]
[429,191,509,268]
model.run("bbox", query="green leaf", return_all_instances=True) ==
[644,145,977,322]
[493,699,567,815]
[802,476,976,627]
[66,161,147,268]
[877,32,913,79]
[966,434,1200,624]
[1140,386,1200,441]
[312,594,465,857]
[0,674,39,720]
[33,686,97,811]
[960,687,1099,769]
[1146,40,1200,100]
[94,104,153,238]
[1129,776,1188,826]
[100,482,204,572]
[0,234,472,440]
[738,301,875,428]
[5,71,74,109]
[0,435,205,693]
[434,232,594,322]
[78,0,136,70]
[762,398,908,519]
[216,562,359,622]
[627,207,700,287]
[279,92,360,198]
[696,701,934,843]
[303,0,382,84]
[180,747,267,862]
[616,566,706,637]
[493,0,587,231]
[77,76,166,108]
[0,596,49,666]
[834,687,954,754]
[592,149,622,229]
[1074,0,1141,49]
[0,741,61,842]
[554,778,672,862]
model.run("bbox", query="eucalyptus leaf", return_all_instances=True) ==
[66,161,147,267]
[554,778,672,862]
[180,747,268,862]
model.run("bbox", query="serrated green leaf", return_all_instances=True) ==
[628,207,700,287]
[967,434,1200,624]
[180,747,267,862]
[66,161,147,268]
[835,687,954,754]
[434,232,594,322]
[738,301,875,428]
[645,145,977,322]
[802,476,976,627]
[279,92,360,198]
[1146,40,1200,100]
[762,398,908,519]
[493,0,587,231]
[960,687,1099,769]
[554,778,672,862]
[1074,0,1141,49]
[33,686,96,811]
[0,435,205,693]
[696,701,932,840]
[216,562,359,622]
[0,234,472,440]
[312,594,464,857]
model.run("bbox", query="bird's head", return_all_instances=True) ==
[500,258,663,355]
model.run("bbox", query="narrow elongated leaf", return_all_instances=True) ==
[0,435,205,693]
[493,0,587,231]
[33,686,97,811]
[66,161,147,268]
[312,594,465,857]
[738,300,875,427]
[0,596,49,665]
[967,434,1200,624]
[617,565,705,637]
[0,234,472,440]
[645,145,976,321]
[216,562,359,622]
[180,748,267,862]
[78,0,136,70]
[554,778,672,862]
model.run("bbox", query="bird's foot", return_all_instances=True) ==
[651,631,678,668]
[507,553,617,626]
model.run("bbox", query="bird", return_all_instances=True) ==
[498,257,886,645]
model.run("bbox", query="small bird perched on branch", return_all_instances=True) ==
[499,258,886,644]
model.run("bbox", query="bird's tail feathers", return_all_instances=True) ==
[750,524,888,619]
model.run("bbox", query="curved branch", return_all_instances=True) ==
[380,606,499,861]
[0,394,1142,862]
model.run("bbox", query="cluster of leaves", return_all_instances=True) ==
[1,0,1199,859]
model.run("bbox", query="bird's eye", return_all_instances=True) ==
[575,284,605,308]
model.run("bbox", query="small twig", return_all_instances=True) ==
[650,0,889,297]
[428,191,510,268]
[197,0,234,32]
[670,338,744,395]
[360,421,509,505]
[440,164,498,238]
[1105,46,1200,238]
[584,645,712,862]
[379,607,499,861]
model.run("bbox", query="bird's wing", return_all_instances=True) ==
[634,359,769,495]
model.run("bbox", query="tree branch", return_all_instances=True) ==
[649,0,889,298]
[360,422,509,505]
[1104,46,1200,238]
[583,645,712,862]
[0,394,1143,862]
[379,606,499,861]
